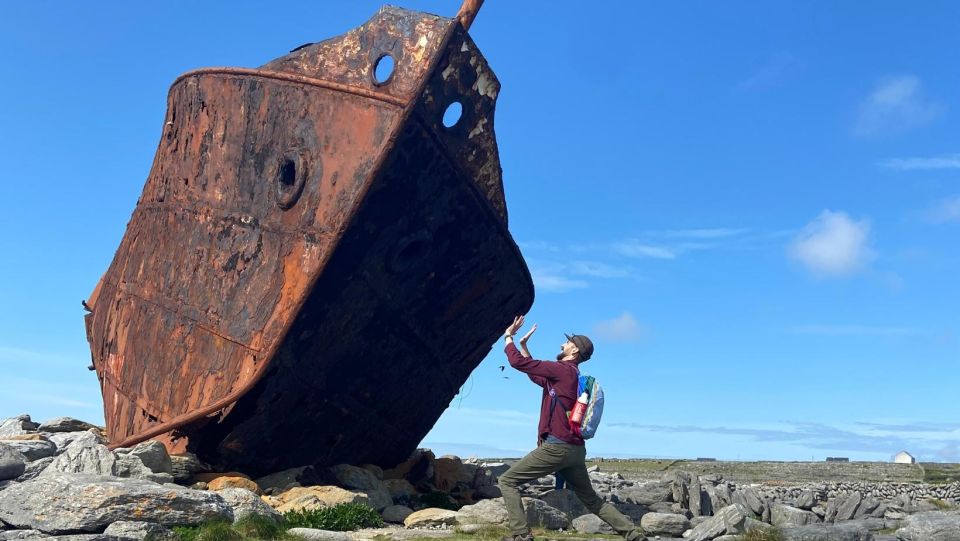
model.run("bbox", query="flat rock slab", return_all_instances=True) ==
[896,510,960,541]
[287,529,354,541]
[782,522,875,541]
[0,473,232,533]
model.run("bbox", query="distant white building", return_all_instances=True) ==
[894,451,916,464]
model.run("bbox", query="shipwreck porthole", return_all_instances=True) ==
[442,101,463,129]
[275,153,307,210]
[388,231,431,273]
[373,54,395,86]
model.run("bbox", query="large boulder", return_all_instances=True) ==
[772,504,822,527]
[732,487,766,518]
[216,488,282,523]
[40,432,171,484]
[456,497,569,530]
[539,489,590,520]
[383,479,417,499]
[271,485,369,513]
[615,482,673,506]
[795,490,819,510]
[0,444,26,481]
[114,441,172,476]
[255,466,308,494]
[782,522,876,541]
[103,521,177,541]
[37,418,99,434]
[0,439,57,462]
[0,416,38,437]
[404,508,458,528]
[0,473,232,533]
[169,454,206,483]
[685,503,752,541]
[381,505,414,524]
[572,513,615,534]
[383,449,435,485]
[896,511,960,541]
[207,476,262,495]
[432,456,474,492]
[639,512,690,536]
[16,456,53,482]
[663,471,690,508]
[327,465,391,510]
[835,492,863,522]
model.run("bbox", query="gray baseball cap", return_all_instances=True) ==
[564,333,594,361]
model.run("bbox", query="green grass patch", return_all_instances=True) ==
[928,498,953,510]
[174,521,242,541]
[283,502,384,531]
[922,463,960,484]
[733,526,785,541]
[233,515,285,540]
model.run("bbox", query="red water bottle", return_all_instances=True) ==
[570,392,589,426]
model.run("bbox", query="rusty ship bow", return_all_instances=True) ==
[84,4,533,475]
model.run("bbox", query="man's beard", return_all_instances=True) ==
[556,352,564,361]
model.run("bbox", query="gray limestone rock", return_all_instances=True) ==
[255,466,308,494]
[455,497,568,530]
[103,521,177,541]
[36,419,98,434]
[684,503,751,541]
[732,487,766,518]
[16,457,54,482]
[895,511,960,541]
[216,488,281,523]
[3,440,57,463]
[169,454,206,484]
[772,504,821,527]
[781,522,875,541]
[835,492,863,522]
[0,445,26,481]
[639,512,690,536]
[571,513,615,534]
[615,481,673,506]
[795,490,818,510]
[0,531,51,540]
[114,442,171,475]
[45,433,92,455]
[381,505,413,524]
[0,416,38,438]
[0,473,232,533]
[539,489,590,520]
[40,433,171,484]
[285,529,352,541]
[663,471,690,509]
[853,497,881,519]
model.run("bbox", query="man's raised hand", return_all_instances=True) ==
[505,315,524,336]
[519,323,537,345]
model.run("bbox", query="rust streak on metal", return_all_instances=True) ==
[173,68,408,107]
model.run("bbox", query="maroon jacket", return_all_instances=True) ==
[505,342,584,446]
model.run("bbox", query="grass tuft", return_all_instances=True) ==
[283,503,384,531]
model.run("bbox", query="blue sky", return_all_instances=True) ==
[1,2,958,463]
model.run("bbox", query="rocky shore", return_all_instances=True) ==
[2,414,959,541]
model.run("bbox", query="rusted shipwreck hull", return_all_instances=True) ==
[84,4,533,475]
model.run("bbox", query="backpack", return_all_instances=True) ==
[575,374,604,439]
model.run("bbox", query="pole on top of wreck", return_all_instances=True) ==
[456,0,484,31]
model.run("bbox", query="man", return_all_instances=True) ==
[498,315,646,541]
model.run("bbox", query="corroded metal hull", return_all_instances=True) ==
[84,6,533,475]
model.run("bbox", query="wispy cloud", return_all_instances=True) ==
[593,312,645,342]
[530,268,589,293]
[789,210,874,277]
[527,258,632,293]
[612,241,676,259]
[853,75,943,137]
[786,324,928,337]
[924,196,960,224]
[879,153,960,170]
[734,53,799,93]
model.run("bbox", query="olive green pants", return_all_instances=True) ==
[498,443,645,540]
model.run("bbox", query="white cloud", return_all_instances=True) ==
[789,210,874,277]
[854,75,943,137]
[879,153,960,170]
[593,312,645,342]
[568,261,631,279]
[530,268,588,292]
[613,241,676,259]
[925,196,960,224]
